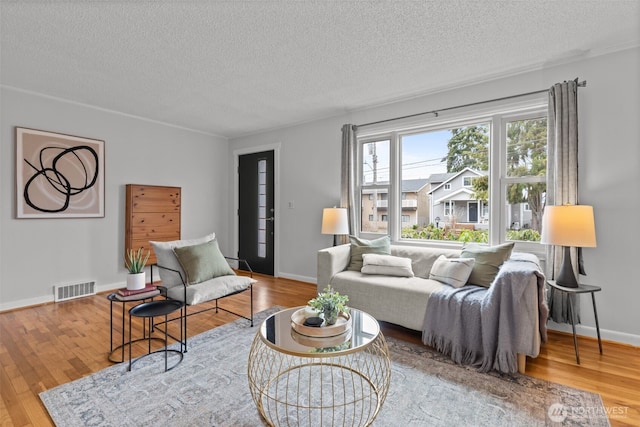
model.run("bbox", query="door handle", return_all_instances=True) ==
[266,217,275,222]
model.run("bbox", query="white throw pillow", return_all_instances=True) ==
[150,233,216,287]
[428,255,476,288]
[361,254,414,277]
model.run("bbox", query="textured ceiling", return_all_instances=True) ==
[1,1,639,138]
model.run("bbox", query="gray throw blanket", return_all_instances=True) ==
[422,253,548,374]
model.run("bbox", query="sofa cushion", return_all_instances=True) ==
[391,246,462,279]
[428,255,475,288]
[173,239,235,285]
[361,254,414,277]
[347,235,391,271]
[151,233,216,287]
[461,242,515,287]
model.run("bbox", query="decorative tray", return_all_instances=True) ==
[290,308,351,337]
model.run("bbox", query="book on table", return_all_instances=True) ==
[117,284,157,296]
[114,289,160,301]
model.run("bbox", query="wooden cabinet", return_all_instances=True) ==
[125,184,181,265]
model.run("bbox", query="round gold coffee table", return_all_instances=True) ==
[247,307,391,427]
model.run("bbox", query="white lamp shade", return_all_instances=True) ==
[540,205,596,247]
[321,208,349,235]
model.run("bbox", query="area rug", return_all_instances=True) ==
[40,307,609,426]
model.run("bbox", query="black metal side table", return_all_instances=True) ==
[128,299,185,372]
[547,280,603,364]
[107,293,163,363]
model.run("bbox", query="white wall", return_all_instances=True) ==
[229,47,640,345]
[0,88,229,310]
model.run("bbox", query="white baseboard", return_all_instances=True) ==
[0,294,53,312]
[547,321,640,347]
[276,272,316,285]
[96,281,126,294]
[0,281,125,312]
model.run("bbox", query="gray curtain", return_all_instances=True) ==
[339,124,358,244]
[546,80,581,324]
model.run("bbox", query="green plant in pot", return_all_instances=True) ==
[308,285,349,326]
[124,247,150,290]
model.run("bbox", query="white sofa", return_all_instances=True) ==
[317,244,546,374]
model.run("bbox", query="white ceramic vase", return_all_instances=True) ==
[126,272,146,291]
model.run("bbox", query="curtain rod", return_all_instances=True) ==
[355,79,587,129]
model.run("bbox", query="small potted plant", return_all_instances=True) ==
[308,285,349,325]
[124,247,150,290]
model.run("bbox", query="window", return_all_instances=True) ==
[257,159,267,258]
[444,201,452,217]
[357,102,546,248]
[504,117,547,242]
[360,139,390,234]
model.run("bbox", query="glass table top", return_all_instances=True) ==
[259,306,380,357]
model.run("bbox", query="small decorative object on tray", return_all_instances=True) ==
[303,316,324,327]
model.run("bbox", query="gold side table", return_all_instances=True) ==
[247,307,391,427]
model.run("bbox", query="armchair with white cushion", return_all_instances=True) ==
[150,233,255,350]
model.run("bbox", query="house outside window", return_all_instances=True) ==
[356,100,547,250]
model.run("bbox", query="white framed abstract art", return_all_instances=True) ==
[15,127,105,219]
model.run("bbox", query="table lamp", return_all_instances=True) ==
[321,207,349,246]
[540,204,597,288]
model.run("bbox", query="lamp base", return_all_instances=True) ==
[556,246,579,288]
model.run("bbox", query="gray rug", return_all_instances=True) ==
[41,307,609,426]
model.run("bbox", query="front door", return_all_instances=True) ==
[238,151,275,275]
[468,202,478,223]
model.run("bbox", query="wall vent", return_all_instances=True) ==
[54,281,96,302]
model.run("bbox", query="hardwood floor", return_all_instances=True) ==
[1,275,638,426]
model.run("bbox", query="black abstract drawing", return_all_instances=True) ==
[23,145,99,213]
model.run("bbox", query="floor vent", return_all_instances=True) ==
[54,281,96,302]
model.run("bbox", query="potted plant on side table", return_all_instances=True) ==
[308,285,349,326]
[124,247,150,291]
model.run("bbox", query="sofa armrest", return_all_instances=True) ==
[317,244,351,292]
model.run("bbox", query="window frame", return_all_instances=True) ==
[355,97,547,255]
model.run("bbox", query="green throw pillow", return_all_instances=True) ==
[460,242,515,287]
[347,235,391,271]
[173,239,235,285]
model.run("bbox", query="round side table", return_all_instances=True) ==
[547,280,603,364]
[107,292,163,363]
[247,307,391,427]
[128,300,185,372]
